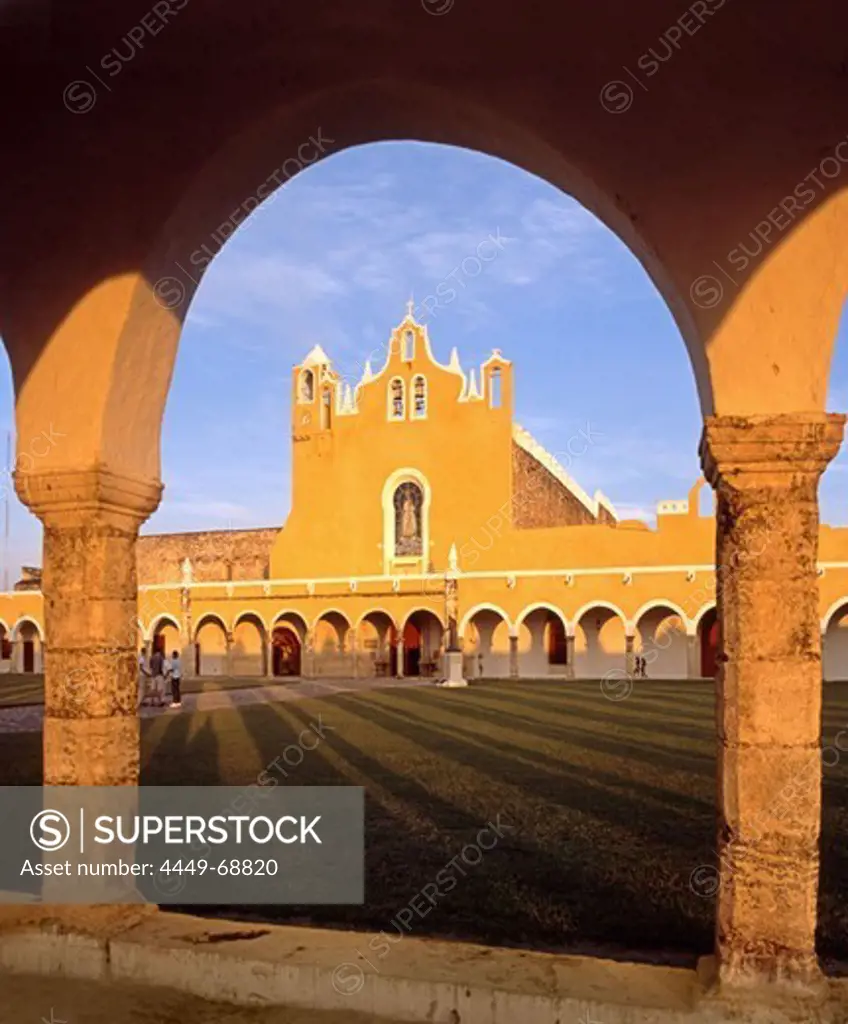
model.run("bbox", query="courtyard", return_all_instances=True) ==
[2,678,847,969]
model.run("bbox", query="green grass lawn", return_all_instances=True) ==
[0,673,278,708]
[2,679,848,966]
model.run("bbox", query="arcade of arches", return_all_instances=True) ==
[5,4,848,997]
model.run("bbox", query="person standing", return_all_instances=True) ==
[167,649,182,708]
[149,645,165,708]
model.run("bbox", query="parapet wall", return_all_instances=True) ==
[136,528,280,584]
[511,442,606,528]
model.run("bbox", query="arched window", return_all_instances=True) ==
[389,377,405,420]
[489,366,502,408]
[393,482,424,557]
[321,387,332,429]
[403,329,415,361]
[298,368,314,403]
[412,375,427,418]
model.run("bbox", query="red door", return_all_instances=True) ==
[700,609,719,678]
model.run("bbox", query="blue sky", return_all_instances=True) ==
[1,140,847,580]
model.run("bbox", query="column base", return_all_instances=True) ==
[438,651,468,688]
[700,954,831,1003]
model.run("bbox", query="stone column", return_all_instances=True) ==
[700,413,844,991]
[686,633,700,679]
[265,641,274,679]
[509,634,519,679]
[565,634,575,679]
[350,629,358,679]
[625,633,635,677]
[396,636,404,679]
[16,468,161,786]
[305,629,315,678]
[225,631,234,677]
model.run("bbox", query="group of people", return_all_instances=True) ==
[138,646,182,709]
[633,655,649,678]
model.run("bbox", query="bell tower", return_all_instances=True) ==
[292,344,335,439]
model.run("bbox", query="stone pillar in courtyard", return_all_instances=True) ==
[700,413,844,991]
[565,634,575,679]
[686,633,700,679]
[16,468,161,785]
[625,633,635,677]
[395,635,404,679]
[509,634,519,679]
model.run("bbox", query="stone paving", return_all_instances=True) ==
[0,676,437,734]
[0,972,402,1023]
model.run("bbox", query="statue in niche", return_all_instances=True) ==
[394,482,423,557]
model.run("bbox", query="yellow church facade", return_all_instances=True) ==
[5,309,848,685]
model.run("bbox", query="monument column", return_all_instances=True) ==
[440,546,467,687]
[700,413,844,990]
[15,468,161,785]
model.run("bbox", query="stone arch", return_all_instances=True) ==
[150,614,180,659]
[633,602,688,679]
[12,617,44,674]
[458,603,514,636]
[462,606,511,679]
[271,611,307,678]
[569,601,629,638]
[272,609,309,642]
[403,608,444,678]
[312,609,353,678]
[0,617,11,664]
[357,609,398,678]
[194,613,229,677]
[573,604,628,680]
[516,604,569,678]
[823,599,848,682]
[232,611,267,676]
[692,601,717,634]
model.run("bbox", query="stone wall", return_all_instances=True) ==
[511,442,607,528]
[136,527,280,584]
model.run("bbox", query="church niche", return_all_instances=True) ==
[393,481,423,557]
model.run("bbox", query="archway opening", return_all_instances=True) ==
[194,616,228,677]
[516,607,569,679]
[823,603,848,682]
[462,608,510,679]
[403,609,443,678]
[232,613,267,676]
[313,611,352,678]
[14,619,43,674]
[152,616,180,661]
[357,611,397,678]
[634,605,687,679]
[574,606,626,679]
[272,612,308,677]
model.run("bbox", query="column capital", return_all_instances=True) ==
[700,413,845,489]
[14,467,163,527]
